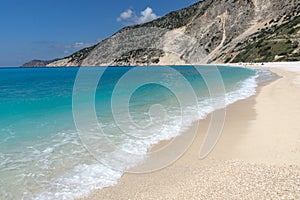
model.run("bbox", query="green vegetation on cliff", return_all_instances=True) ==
[23,0,300,67]
[233,16,300,62]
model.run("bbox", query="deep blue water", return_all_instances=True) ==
[0,66,272,199]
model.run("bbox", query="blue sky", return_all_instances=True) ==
[0,0,199,67]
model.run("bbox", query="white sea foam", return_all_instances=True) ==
[35,71,265,199]
[0,68,277,200]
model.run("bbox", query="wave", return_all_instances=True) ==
[0,68,277,200]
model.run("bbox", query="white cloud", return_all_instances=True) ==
[117,7,160,25]
[117,9,133,22]
[137,7,159,24]
[35,41,95,56]
[61,42,91,50]
[72,42,91,49]
[59,42,93,54]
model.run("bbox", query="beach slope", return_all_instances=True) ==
[80,62,300,199]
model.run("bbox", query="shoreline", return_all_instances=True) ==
[80,62,300,199]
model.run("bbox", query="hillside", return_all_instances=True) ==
[22,59,60,67]
[24,0,300,67]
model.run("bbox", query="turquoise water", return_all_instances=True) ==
[0,66,275,199]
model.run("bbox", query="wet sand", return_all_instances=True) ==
[80,63,300,199]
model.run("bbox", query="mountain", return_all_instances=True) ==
[26,0,300,67]
[22,59,60,67]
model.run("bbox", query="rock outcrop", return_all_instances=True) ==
[22,59,60,67]
[25,0,300,67]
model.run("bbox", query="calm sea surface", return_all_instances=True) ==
[0,66,276,199]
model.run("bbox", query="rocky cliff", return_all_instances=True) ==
[28,0,300,67]
[22,59,60,67]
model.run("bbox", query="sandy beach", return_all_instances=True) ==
[80,62,300,200]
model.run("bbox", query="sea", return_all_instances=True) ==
[0,66,277,199]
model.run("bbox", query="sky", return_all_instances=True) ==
[0,0,199,67]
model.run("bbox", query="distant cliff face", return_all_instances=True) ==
[31,0,300,67]
[22,59,59,67]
